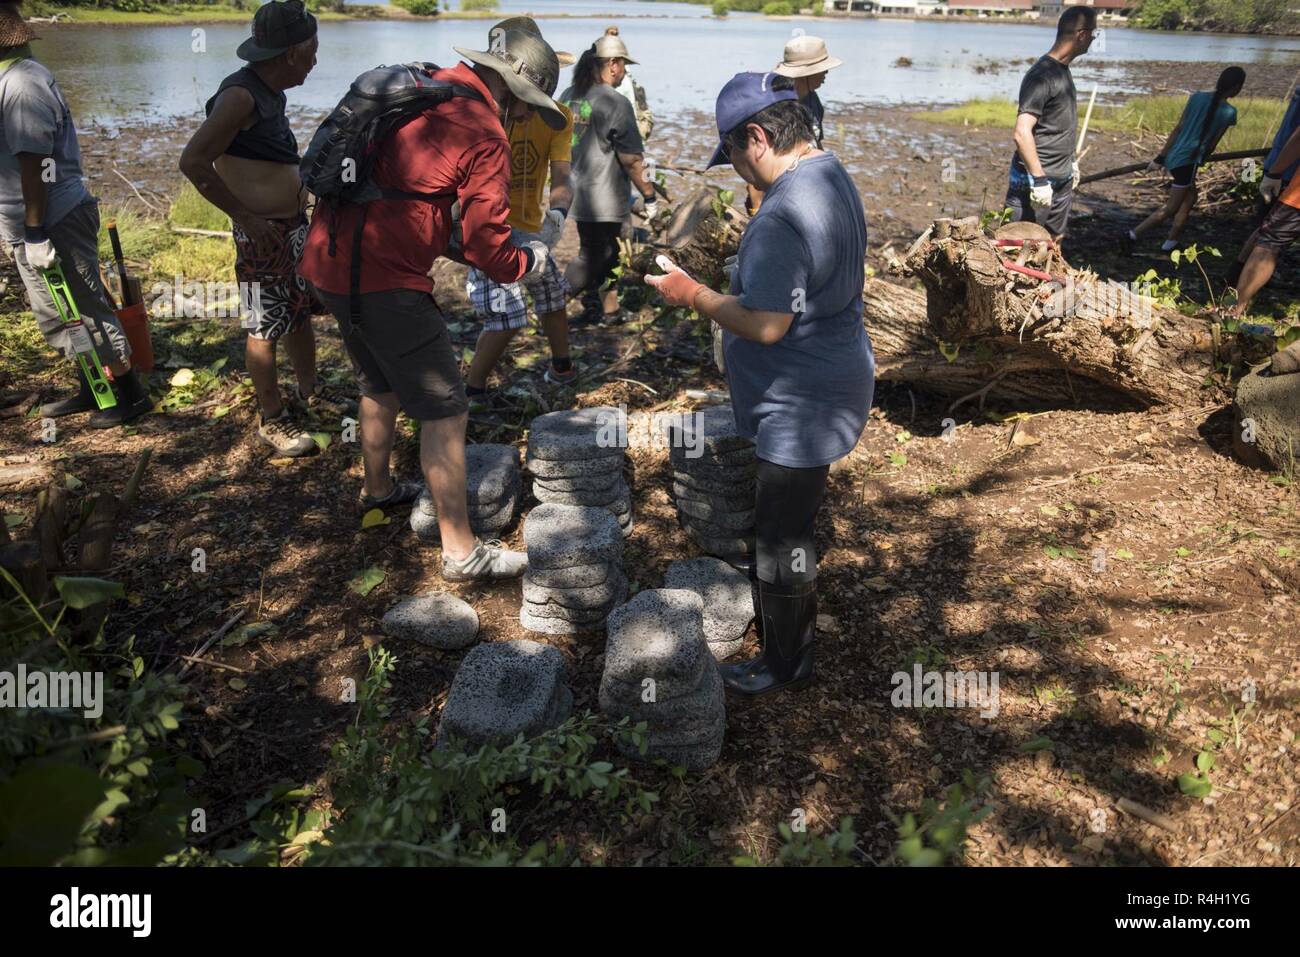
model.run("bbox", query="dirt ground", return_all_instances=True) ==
[2,67,1298,866]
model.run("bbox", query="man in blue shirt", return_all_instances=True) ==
[1227,87,1300,289]
[647,72,873,696]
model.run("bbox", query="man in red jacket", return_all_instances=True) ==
[300,28,566,582]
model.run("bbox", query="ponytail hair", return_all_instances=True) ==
[571,44,601,98]
[1196,66,1246,158]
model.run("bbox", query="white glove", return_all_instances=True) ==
[1071,160,1081,190]
[1260,173,1282,203]
[1029,181,1054,208]
[24,238,57,270]
[522,240,549,281]
[642,199,659,221]
[540,208,566,249]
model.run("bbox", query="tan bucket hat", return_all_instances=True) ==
[490,15,574,67]
[0,3,38,49]
[455,27,568,131]
[773,35,842,79]
[594,34,637,65]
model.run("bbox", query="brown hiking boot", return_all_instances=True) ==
[295,381,359,417]
[258,409,316,457]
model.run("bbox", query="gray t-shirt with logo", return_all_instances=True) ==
[725,152,874,469]
[0,57,90,243]
[1010,54,1077,182]
[559,82,644,223]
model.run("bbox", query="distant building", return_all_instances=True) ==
[1037,0,1135,20]
[945,0,1040,16]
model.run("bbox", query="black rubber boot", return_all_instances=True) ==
[89,370,152,429]
[40,364,98,418]
[719,579,816,696]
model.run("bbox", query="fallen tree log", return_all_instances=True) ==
[1078,148,1268,187]
[638,197,1226,409]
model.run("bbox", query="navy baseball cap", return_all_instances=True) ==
[707,71,798,168]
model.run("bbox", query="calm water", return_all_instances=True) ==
[36,3,1300,130]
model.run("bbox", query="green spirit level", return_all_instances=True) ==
[41,262,116,411]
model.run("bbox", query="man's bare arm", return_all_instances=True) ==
[179,87,273,242]
[548,160,572,211]
[617,152,654,199]
[693,287,794,345]
[1013,113,1047,179]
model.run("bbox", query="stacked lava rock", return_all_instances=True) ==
[411,443,521,540]
[526,407,632,537]
[435,640,573,750]
[519,503,628,635]
[599,589,726,771]
[665,404,755,561]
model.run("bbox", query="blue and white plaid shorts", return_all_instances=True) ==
[466,230,569,332]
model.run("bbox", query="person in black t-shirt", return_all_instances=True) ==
[1004,6,1097,239]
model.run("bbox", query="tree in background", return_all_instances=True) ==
[1133,0,1295,33]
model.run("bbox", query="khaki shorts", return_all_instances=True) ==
[316,287,467,421]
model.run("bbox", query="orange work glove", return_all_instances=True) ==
[645,255,706,309]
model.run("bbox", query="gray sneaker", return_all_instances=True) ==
[258,409,316,457]
[441,538,528,582]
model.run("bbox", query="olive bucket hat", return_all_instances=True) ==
[490,16,574,66]
[455,27,567,131]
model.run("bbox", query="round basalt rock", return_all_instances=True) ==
[675,496,756,528]
[527,407,626,461]
[520,603,607,635]
[673,459,757,484]
[526,450,625,479]
[532,477,630,508]
[670,443,755,470]
[679,511,756,540]
[685,529,755,560]
[523,503,623,569]
[671,481,754,512]
[410,487,518,541]
[526,561,615,590]
[530,470,627,493]
[661,404,752,455]
[602,589,709,700]
[523,567,629,610]
[672,469,757,498]
[381,592,480,649]
[664,557,754,654]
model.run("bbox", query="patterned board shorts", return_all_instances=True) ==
[232,213,321,340]
[465,231,569,333]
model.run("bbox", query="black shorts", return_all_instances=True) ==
[1255,201,1300,251]
[1169,164,1196,188]
[316,287,467,421]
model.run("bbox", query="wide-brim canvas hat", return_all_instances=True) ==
[237,0,317,63]
[594,34,637,65]
[0,5,38,49]
[490,15,574,66]
[455,28,567,131]
[773,35,842,79]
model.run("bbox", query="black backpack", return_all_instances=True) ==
[300,62,483,320]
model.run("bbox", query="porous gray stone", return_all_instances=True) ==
[382,592,480,650]
[600,591,726,771]
[523,566,628,610]
[1234,370,1300,470]
[532,477,630,509]
[523,503,623,569]
[671,481,754,512]
[603,589,709,698]
[680,512,757,540]
[670,443,755,470]
[518,604,587,635]
[410,485,519,541]
[435,640,572,749]
[675,497,755,529]
[673,459,757,484]
[526,450,626,479]
[685,529,755,560]
[663,404,752,455]
[526,561,614,590]
[527,407,626,461]
[531,470,625,493]
[673,470,756,498]
[599,656,723,722]
[664,557,754,655]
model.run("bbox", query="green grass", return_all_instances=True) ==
[922,95,1290,152]
[168,182,231,232]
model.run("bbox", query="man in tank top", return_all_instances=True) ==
[181,0,357,460]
